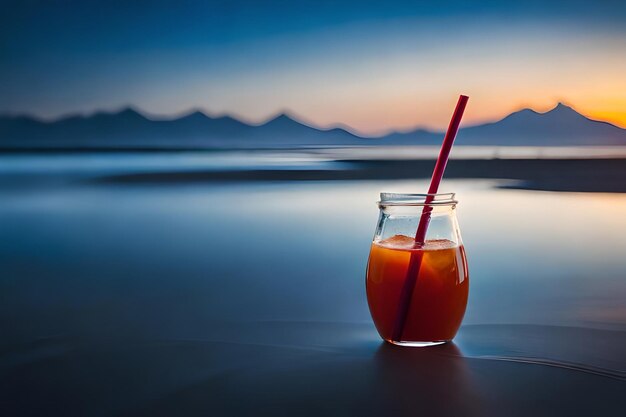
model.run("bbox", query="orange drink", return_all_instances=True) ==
[367,234,468,345]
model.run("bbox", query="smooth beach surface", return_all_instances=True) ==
[1,151,625,416]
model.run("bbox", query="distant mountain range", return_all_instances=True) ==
[1,103,624,149]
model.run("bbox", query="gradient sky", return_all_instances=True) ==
[2,0,626,135]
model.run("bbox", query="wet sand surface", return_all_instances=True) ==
[1,323,624,416]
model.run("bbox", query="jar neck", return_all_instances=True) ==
[374,192,462,245]
[378,192,457,207]
[378,192,457,216]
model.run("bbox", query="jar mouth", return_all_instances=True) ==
[378,192,457,207]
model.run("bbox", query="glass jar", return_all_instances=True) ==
[366,192,469,347]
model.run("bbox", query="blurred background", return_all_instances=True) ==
[1,1,625,415]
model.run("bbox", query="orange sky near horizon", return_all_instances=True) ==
[578,100,626,130]
[3,13,625,135]
[172,22,626,136]
[254,86,626,136]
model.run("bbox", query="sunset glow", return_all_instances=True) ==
[2,1,625,134]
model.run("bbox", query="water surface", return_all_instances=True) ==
[1,152,624,416]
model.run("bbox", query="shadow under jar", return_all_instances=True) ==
[366,193,469,347]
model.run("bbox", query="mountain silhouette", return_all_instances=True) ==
[455,103,625,146]
[253,112,364,146]
[1,103,624,149]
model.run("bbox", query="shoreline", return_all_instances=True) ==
[2,145,626,159]
[93,158,626,193]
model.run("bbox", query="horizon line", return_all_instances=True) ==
[1,100,623,137]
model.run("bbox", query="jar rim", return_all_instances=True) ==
[378,192,457,207]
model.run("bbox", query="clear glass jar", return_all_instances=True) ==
[366,192,469,347]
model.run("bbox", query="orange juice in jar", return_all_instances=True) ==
[366,193,469,346]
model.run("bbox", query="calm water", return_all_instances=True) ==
[2,152,625,337]
[1,152,625,416]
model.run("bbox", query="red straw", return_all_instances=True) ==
[391,95,469,342]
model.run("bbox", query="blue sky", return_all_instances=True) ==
[2,0,626,133]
